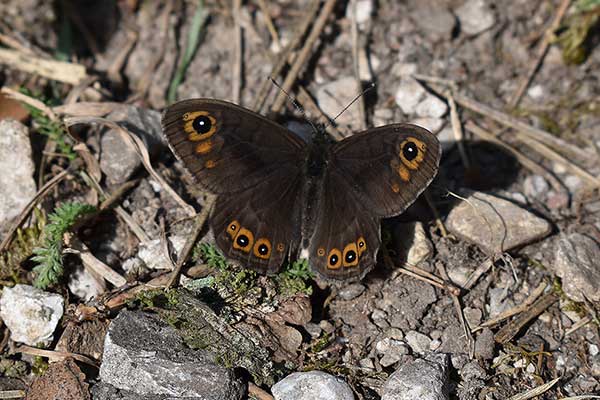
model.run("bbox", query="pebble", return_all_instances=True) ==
[99,106,163,185]
[405,331,432,354]
[305,322,323,339]
[527,85,545,100]
[272,371,355,400]
[445,191,552,255]
[316,77,361,128]
[99,309,245,399]
[394,222,434,267]
[381,354,450,400]
[487,287,514,317]
[137,235,186,270]
[0,120,36,225]
[590,344,599,357]
[474,328,495,360]
[67,265,106,301]
[338,283,366,301]
[463,307,482,328]
[395,78,448,118]
[0,284,63,346]
[411,6,456,39]
[346,0,373,29]
[371,309,390,329]
[523,175,549,200]
[455,0,496,36]
[376,337,410,367]
[552,232,600,302]
[564,175,582,192]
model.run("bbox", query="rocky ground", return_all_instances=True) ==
[0,0,599,399]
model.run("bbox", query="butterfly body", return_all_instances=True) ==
[162,99,441,281]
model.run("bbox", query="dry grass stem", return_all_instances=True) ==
[253,0,321,112]
[271,0,338,113]
[508,0,572,108]
[16,344,99,367]
[350,0,367,131]
[0,48,87,85]
[447,91,471,169]
[507,377,560,400]
[494,292,558,344]
[232,0,243,104]
[166,194,216,288]
[64,232,127,287]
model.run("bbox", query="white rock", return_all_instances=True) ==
[405,331,432,354]
[0,284,63,346]
[415,96,448,118]
[455,0,496,36]
[272,371,355,400]
[382,354,449,400]
[68,266,106,301]
[395,77,426,115]
[394,222,434,267]
[553,233,600,302]
[523,175,549,200]
[346,0,374,29]
[137,236,187,270]
[436,126,457,152]
[316,77,361,128]
[590,344,599,357]
[0,120,36,225]
[527,85,545,100]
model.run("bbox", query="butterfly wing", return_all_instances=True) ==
[162,98,305,194]
[308,124,441,280]
[162,98,306,273]
[211,173,303,274]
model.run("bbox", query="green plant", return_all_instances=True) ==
[194,242,228,270]
[19,89,76,160]
[167,0,208,103]
[275,258,314,296]
[552,0,600,65]
[32,202,95,289]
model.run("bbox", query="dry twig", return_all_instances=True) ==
[0,48,87,85]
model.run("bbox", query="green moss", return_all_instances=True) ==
[0,358,28,378]
[0,208,46,283]
[274,259,313,296]
[31,356,48,376]
[551,1,600,65]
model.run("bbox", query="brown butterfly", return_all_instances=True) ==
[162,99,441,281]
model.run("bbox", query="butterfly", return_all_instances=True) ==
[162,99,441,280]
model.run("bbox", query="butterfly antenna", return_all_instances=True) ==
[269,77,320,133]
[323,82,376,131]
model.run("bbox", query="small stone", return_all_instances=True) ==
[591,355,600,376]
[552,233,600,302]
[564,175,582,192]
[359,358,375,370]
[463,307,482,328]
[377,338,409,367]
[513,358,526,369]
[0,120,36,225]
[395,77,426,115]
[590,344,599,357]
[445,191,552,255]
[523,175,549,200]
[430,339,442,351]
[346,0,373,29]
[371,309,389,329]
[415,95,448,118]
[316,77,361,128]
[0,284,63,346]
[394,222,434,267]
[385,327,405,340]
[547,190,569,210]
[410,117,446,134]
[319,320,335,334]
[305,323,322,339]
[488,287,514,317]
[272,371,354,400]
[474,328,495,360]
[526,363,536,374]
[381,354,450,400]
[527,85,545,100]
[455,0,496,36]
[99,310,245,399]
[137,235,186,270]
[411,7,456,39]
[99,106,163,185]
[405,331,432,354]
[67,266,106,301]
[338,283,365,301]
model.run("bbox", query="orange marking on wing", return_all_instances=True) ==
[253,238,272,259]
[342,242,359,268]
[195,140,213,155]
[233,227,254,253]
[226,220,240,239]
[397,164,411,182]
[204,160,216,169]
[357,237,367,257]
[398,138,426,170]
[276,243,285,252]
[327,248,342,270]
[317,247,326,257]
